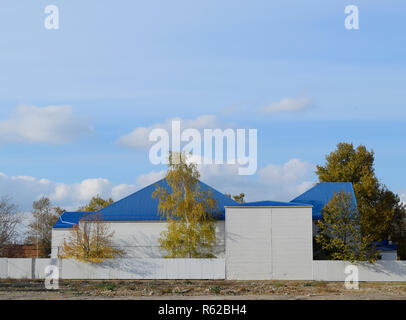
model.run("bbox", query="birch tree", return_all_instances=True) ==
[152,152,218,258]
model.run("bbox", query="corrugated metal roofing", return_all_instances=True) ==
[53,212,96,229]
[290,182,357,220]
[53,179,238,228]
[373,240,398,251]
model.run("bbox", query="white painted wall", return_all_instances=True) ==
[225,207,272,280]
[0,258,8,278]
[313,260,406,281]
[0,258,224,280]
[271,208,313,280]
[225,206,313,280]
[3,258,406,281]
[380,251,397,260]
[52,221,225,259]
[7,258,33,279]
[60,258,225,280]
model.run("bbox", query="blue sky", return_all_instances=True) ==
[0,0,405,212]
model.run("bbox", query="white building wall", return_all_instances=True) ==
[52,221,225,259]
[225,206,313,280]
[380,251,398,260]
[225,208,272,280]
[51,229,72,258]
[271,208,313,280]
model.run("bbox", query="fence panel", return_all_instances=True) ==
[313,260,406,281]
[4,258,406,281]
[7,258,33,279]
[60,258,225,280]
[0,259,7,278]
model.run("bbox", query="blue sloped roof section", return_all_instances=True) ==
[53,212,96,229]
[53,179,238,229]
[290,182,357,220]
[98,179,237,221]
[373,241,398,251]
[229,200,312,207]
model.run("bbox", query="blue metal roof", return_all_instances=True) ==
[229,200,312,207]
[373,240,398,251]
[53,179,238,228]
[53,211,96,229]
[290,182,357,220]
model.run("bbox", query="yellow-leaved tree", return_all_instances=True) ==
[153,152,218,258]
[59,213,124,263]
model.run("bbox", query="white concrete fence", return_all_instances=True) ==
[2,258,406,281]
[313,260,406,282]
[0,258,225,280]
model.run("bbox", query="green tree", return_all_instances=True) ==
[27,197,64,257]
[316,142,397,241]
[316,191,378,262]
[78,195,113,212]
[225,193,245,204]
[152,152,218,258]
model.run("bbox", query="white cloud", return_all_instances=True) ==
[117,115,225,149]
[141,158,316,202]
[0,105,93,144]
[261,97,313,114]
[0,158,315,213]
[136,170,166,187]
[257,159,314,185]
[0,172,138,212]
[202,159,315,202]
[0,159,315,235]
[399,189,406,204]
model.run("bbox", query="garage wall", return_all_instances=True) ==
[225,206,313,280]
[225,207,272,280]
[271,208,313,280]
[52,221,225,259]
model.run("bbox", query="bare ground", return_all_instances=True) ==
[1,279,406,300]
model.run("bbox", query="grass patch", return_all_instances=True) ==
[209,286,222,294]
[272,282,285,288]
[96,282,117,291]
[303,282,314,287]
[303,281,327,287]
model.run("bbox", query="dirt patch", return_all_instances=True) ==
[1,279,406,300]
